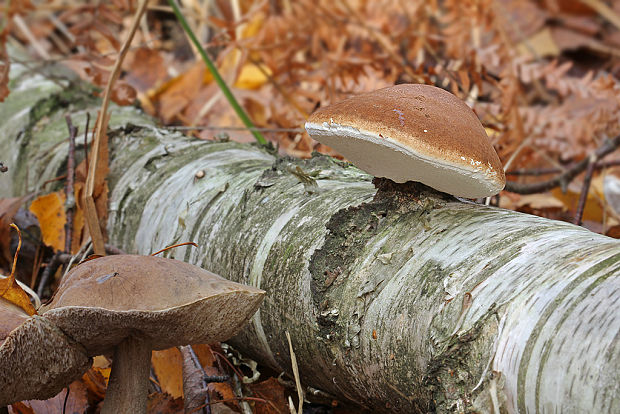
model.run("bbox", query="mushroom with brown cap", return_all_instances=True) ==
[0,298,92,406]
[42,254,265,414]
[305,84,505,198]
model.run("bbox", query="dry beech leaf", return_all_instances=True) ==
[81,356,111,399]
[146,392,184,414]
[8,402,35,414]
[29,192,66,251]
[152,347,185,398]
[124,47,168,93]
[248,377,289,414]
[151,62,213,123]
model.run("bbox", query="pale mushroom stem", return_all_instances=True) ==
[101,336,152,414]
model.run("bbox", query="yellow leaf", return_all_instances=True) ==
[241,11,264,38]
[152,348,184,398]
[0,224,36,315]
[29,192,66,251]
[235,63,271,90]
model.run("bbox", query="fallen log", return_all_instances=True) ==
[1,52,619,413]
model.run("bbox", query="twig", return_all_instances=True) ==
[573,154,597,226]
[506,159,620,177]
[36,252,71,298]
[150,241,197,256]
[84,0,150,256]
[64,115,77,254]
[504,135,620,194]
[166,0,268,146]
[579,0,620,31]
[12,15,50,59]
[167,125,304,133]
[83,113,90,173]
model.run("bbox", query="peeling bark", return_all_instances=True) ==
[1,55,619,413]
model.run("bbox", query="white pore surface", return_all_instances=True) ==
[306,122,502,198]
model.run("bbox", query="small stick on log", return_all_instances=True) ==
[504,135,620,194]
[64,115,77,254]
[573,154,598,226]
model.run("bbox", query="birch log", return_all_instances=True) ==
[1,54,619,413]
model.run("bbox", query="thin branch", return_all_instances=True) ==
[36,252,71,298]
[506,159,620,177]
[64,115,77,254]
[504,135,620,194]
[573,154,597,226]
[167,125,304,133]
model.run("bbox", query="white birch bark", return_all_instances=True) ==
[1,52,619,413]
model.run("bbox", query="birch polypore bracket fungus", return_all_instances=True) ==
[0,299,91,406]
[305,84,506,198]
[42,254,265,414]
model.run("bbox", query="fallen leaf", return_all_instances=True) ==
[8,402,35,414]
[152,347,184,398]
[29,192,66,251]
[0,224,36,315]
[146,392,184,414]
[248,377,288,414]
[235,63,271,90]
[19,380,88,414]
[81,356,111,399]
[185,344,237,410]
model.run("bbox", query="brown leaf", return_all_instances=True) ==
[181,344,238,412]
[19,380,89,414]
[8,402,35,414]
[81,356,110,399]
[0,30,9,102]
[152,347,185,398]
[124,47,168,93]
[146,392,184,414]
[248,377,288,414]
[0,0,33,102]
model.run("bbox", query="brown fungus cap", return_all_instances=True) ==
[42,255,265,355]
[305,84,505,198]
[0,315,91,405]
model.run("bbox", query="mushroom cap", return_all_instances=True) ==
[305,84,505,198]
[0,315,91,405]
[43,255,265,355]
